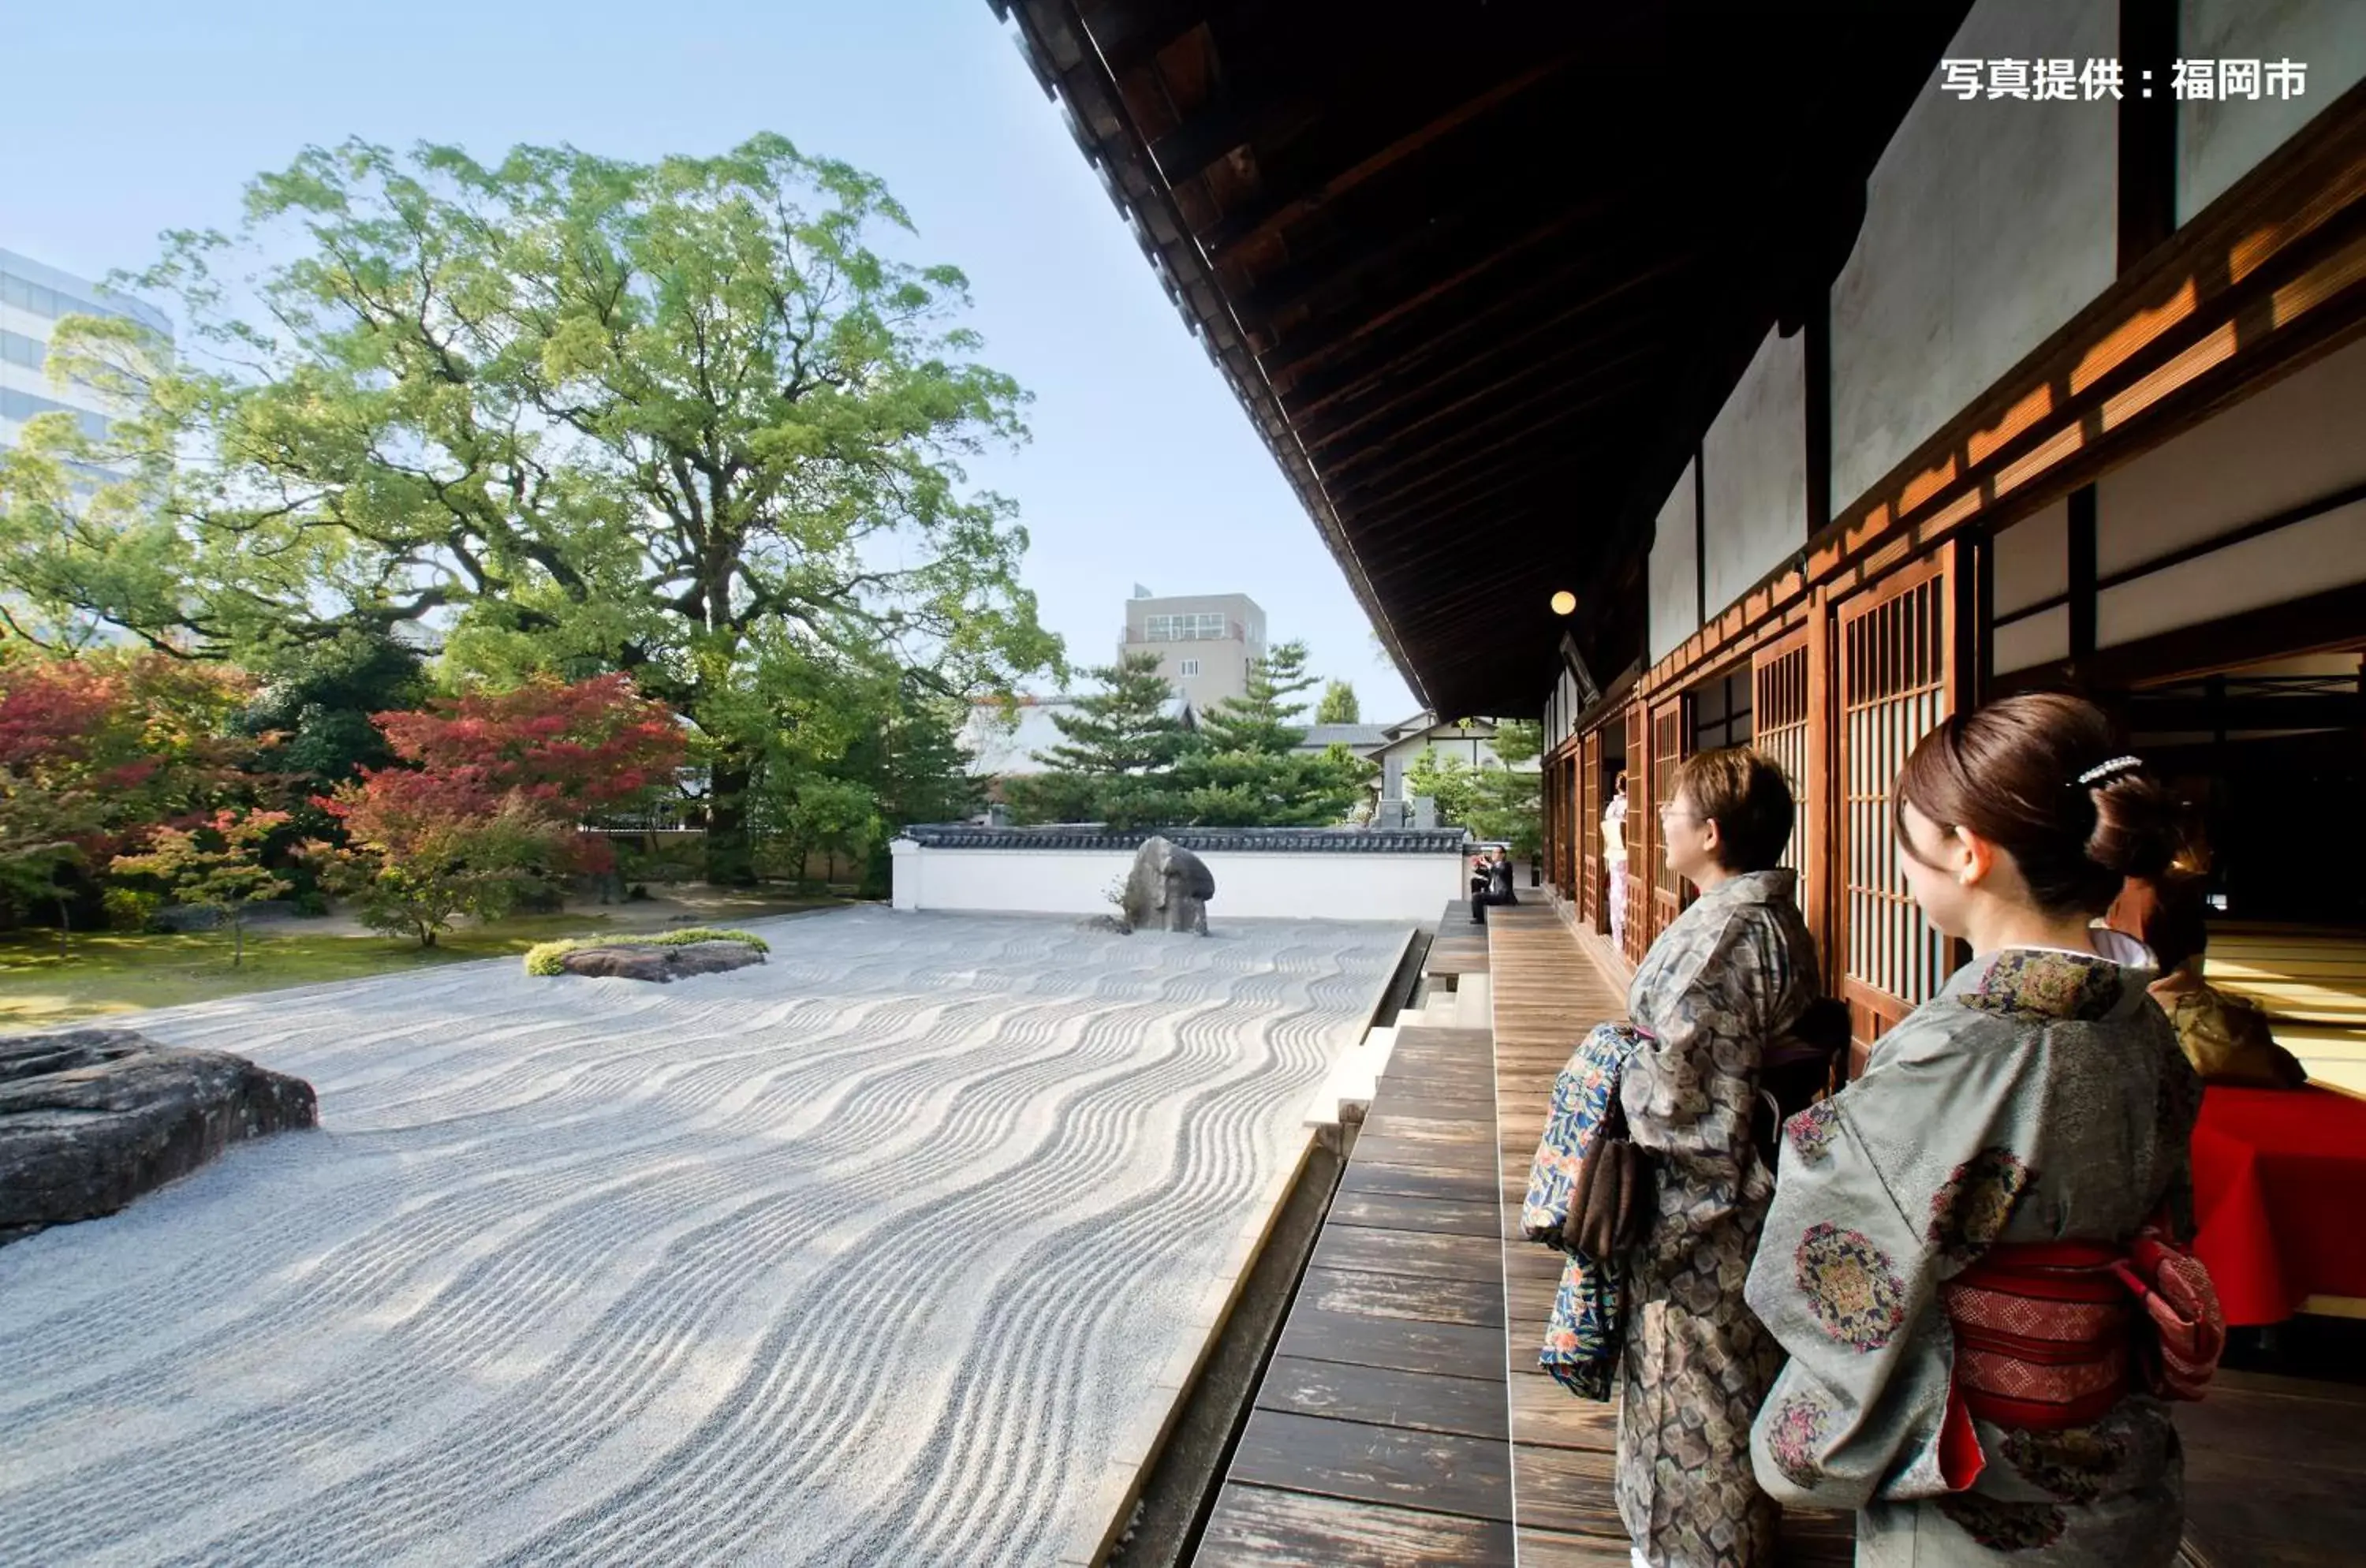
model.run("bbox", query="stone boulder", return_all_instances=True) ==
[1120,836,1216,935]
[550,939,767,982]
[0,1029,318,1245]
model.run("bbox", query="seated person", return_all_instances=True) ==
[1472,847,1518,925]
[2107,869,2308,1088]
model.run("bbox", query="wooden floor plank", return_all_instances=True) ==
[1352,1134,1496,1178]
[1361,1111,1496,1143]
[1297,1263,1506,1329]
[1200,956,1510,1565]
[1273,1307,1504,1381]
[1509,1368,1618,1451]
[1335,1160,1498,1207]
[1486,908,1643,1559]
[1511,1442,1625,1538]
[1196,1484,1514,1568]
[1255,1355,1508,1442]
[1310,1223,1503,1281]
[1516,1526,1637,1566]
[1325,1190,1502,1238]
[2179,1370,2366,1566]
[1228,1409,1515,1522]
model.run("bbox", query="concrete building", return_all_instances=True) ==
[0,248,172,461]
[1118,588,1264,711]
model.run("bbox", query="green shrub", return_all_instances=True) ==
[103,887,165,933]
[615,841,707,885]
[522,925,770,976]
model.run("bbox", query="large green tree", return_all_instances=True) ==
[0,135,1060,883]
[1171,641,1370,827]
[1004,650,1191,829]
[1315,680,1360,725]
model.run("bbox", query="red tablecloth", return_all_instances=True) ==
[2190,1085,2366,1325]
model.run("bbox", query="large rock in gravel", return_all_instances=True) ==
[0,1029,318,1245]
[1119,835,1215,935]
[550,940,767,982]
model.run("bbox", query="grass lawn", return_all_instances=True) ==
[0,903,838,1031]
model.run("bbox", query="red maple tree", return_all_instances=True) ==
[0,651,258,934]
[310,674,688,944]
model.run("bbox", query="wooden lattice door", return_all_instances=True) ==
[1752,627,1821,947]
[1621,701,1652,965]
[1579,731,1603,931]
[1837,551,1959,1055]
[1649,695,1689,941]
[1556,752,1578,897]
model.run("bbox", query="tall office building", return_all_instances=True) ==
[1,248,174,464]
[1118,588,1265,711]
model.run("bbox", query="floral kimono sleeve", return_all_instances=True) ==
[1744,1014,2031,1510]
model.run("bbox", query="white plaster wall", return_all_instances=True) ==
[2097,332,2366,577]
[2098,497,2366,648]
[1994,604,2071,674]
[1648,457,1699,664]
[1992,496,2070,615]
[1703,327,1808,614]
[1830,0,2119,516]
[890,843,1466,924]
[2180,1,2366,222]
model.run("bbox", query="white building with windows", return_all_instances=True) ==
[0,248,173,460]
[1118,588,1264,711]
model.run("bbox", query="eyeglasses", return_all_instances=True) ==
[1656,803,1701,823]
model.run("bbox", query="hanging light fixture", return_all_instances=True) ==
[1549,589,1577,616]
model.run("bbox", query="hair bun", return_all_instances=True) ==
[2086,771,2182,881]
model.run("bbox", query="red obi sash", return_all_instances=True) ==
[1942,1241,2133,1432]
[1937,1228,2226,1492]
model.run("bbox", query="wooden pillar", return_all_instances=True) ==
[2069,484,2099,674]
[2118,0,2180,271]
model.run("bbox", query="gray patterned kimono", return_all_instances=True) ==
[1618,868,1823,1568]
[1745,936,2200,1566]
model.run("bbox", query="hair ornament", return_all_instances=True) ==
[2075,755,2144,787]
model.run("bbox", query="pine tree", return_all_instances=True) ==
[1004,651,1190,828]
[1196,641,1320,754]
[1173,642,1371,826]
[1315,680,1361,725]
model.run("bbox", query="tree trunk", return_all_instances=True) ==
[704,752,759,887]
[232,914,244,969]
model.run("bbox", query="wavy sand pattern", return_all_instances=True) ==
[0,908,1405,1566]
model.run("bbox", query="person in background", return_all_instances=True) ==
[1745,693,2206,1566]
[1614,747,1823,1568]
[1605,771,1631,951]
[2108,857,2308,1088]
[1472,846,1518,925]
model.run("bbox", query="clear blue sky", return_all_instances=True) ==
[0,0,1418,719]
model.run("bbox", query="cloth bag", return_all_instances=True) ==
[1523,1022,1651,1399]
[2114,1223,2228,1401]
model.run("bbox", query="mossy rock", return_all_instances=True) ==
[525,927,767,974]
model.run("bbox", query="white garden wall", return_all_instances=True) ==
[889,840,1467,924]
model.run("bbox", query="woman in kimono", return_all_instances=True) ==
[1615,747,1824,1568]
[1605,772,1631,952]
[1745,693,2202,1566]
